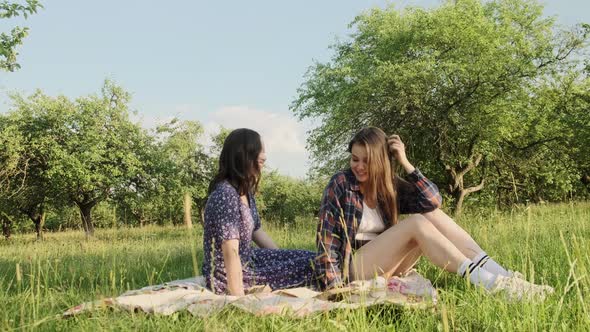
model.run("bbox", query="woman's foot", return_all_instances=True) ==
[490,274,554,301]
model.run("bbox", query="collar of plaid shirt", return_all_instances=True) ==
[342,168,393,227]
[343,168,361,191]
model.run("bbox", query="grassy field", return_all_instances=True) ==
[1,203,589,331]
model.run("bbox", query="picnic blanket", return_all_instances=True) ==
[64,270,437,318]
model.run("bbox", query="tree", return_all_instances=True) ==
[258,170,324,224]
[194,126,231,213]
[0,115,22,237]
[6,81,146,236]
[110,131,159,227]
[153,119,210,228]
[292,0,589,215]
[113,125,229,228]
[567,76,590,195]
[492,73,590,204]
[1,0,42,71]
[209,127,231,157]
[54,81,145,235]
[0,115,26,193]
[1,82,224,235]
[0,96,52,239]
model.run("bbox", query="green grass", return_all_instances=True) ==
[1,202,589,331]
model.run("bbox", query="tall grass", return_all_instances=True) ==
[1,203,589,331]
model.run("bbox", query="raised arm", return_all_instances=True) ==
[396,170,442,213]
[388,135,442,214]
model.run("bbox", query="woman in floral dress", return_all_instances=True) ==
[202,128,315,295]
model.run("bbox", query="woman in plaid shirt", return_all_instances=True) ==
[314,127,553,300]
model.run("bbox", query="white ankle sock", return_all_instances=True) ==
[458,259,497,290]
[473,251,510,277]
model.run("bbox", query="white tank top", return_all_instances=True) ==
[355,201,386,241]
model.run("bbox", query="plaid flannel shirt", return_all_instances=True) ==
[313,168,442,290]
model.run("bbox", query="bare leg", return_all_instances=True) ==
[350,211,554,300]
[384,246,421,278]
[422,209,483,260]
[350,214,467,281]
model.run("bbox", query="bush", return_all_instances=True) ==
[257,171,324,224]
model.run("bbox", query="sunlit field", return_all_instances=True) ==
[1,203,589,331]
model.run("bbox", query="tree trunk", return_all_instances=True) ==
[33,212,46,240]
[453,190,466,217]
[183,192,193,229]
[2,217,11,240]
[449,178,485,217]
[23,205,46,240]
[78,203,95,236]
[132,208,145,227]
[445,154,485,217]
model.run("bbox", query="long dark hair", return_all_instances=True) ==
[208,128,263,196]
[348,127,398,225]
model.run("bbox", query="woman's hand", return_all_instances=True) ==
[387,134,416,174]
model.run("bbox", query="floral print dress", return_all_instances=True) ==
[202,181,315,294]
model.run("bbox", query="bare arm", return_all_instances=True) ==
[252,229,279,249]
[221,239,245,296]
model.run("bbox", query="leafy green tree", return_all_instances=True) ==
[153,119,210,227]
[4,81,146,236]
[292,0,589,215]
[1,0,42,71]
[0,114,22,238]
[191,126,232,216]
[493,73,590,204]
[567,76,590,194]
[0,95,53,239]
[0,115,26,193]
[208,126,231,160]
[53,81,145,235]
[1,84,229,235]
[115,125,230,228]
[258,171,324,224]
[109,122,157,227]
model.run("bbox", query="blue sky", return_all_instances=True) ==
[1,0,588,177]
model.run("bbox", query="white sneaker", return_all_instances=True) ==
[490,275,554,301]
[509,270,525,279]
[508,271,555,294]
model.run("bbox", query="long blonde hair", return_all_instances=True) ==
[348,127,398,225]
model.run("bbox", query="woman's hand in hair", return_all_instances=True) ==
[388,134,416,174]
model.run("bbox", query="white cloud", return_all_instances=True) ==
[130,102,204,131]
[133,104,313,178]
[206,106,311,178]
[131,113,174,130]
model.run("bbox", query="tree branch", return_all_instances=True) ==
[463,178,485,195]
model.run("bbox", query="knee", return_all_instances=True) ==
[404,214,435,236]
[421,208,441,220]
